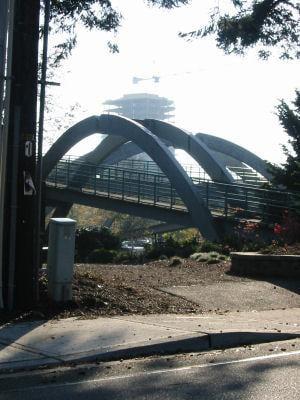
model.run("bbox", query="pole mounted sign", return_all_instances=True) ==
[25,140,33,158]
[24,171,36,196]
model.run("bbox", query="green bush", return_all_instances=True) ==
[189,252,203,261]
[169,257,182,266]
[144,241,175,259]
[114,251,143,264]
[198,240,223,254]
[206,258,220,264]
[190,251,229,264]
[145,235,199,260]
[87,249,116,264]
[113,251,130,263]
[221,221,269,253]
[198,255,210,262]
[208,251,219,258]
[76,226,121,261]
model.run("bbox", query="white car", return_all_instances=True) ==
[121,241,145,254]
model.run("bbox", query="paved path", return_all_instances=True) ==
[158,279,300,312]
[0,308,299,372]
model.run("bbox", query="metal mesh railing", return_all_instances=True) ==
[46,157,300,222]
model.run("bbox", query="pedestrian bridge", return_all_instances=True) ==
[43,115,299,241]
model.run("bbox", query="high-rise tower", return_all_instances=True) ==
[103,93,175,121]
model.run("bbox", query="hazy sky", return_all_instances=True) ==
[48,0,299,165]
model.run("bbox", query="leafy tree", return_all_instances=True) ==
[76,226,120,261]
[46,0,188,64]
[270,90,300,191]
[68,205,115,227]
[44,100,85,149]
[180,0,300,59]
[113,214,154,240]
[46,1,300,64]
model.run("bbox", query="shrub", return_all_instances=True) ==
[113,251,130,263]
[145,244,175,259]
[208,251,219,258]
[169,257,182,266]
[114,251,143,264]
[87,249,116,264]
[206,258,220,265]
[144,242,175,259]
[198,255,210,262]
[273,210,300,244]
[145,235,199,260]
[76,226,121,261]
[221,221,269,253]
[189,252,202,261]
[190,251,227,264]
[198,240,223,253]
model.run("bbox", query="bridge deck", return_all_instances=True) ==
[45,158,300,225]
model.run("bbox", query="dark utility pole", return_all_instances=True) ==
[35,0,51,277]
[3,0,40,309]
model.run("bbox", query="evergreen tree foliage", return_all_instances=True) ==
[76,226,120,261]
[180,0,300,59]
[47,1,299,62]
[47,0,188,64]
[270,90,300,191]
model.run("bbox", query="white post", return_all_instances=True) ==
[47,218,76,302]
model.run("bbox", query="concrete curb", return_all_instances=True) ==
[73,332,299,364]
[1,331,299,374]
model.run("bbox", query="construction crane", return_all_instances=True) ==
[132,75,160,84]
[132,68,205,85]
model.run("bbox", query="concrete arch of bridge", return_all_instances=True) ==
[47,139,146,222]
[43,114,219,241]
[139,120,234,183]
[82,119,234,183]
[100,123,271,182]
[195,132,272,180]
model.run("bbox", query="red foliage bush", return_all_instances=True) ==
[273,211,300,244]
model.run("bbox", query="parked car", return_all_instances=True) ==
[121,238,151,254]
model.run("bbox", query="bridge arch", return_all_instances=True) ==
[43,114,219,241]
[139,120,234,183]
[195,132,271,180]
[79,119,234,183]
[94,123,271,182]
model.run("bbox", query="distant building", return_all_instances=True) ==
[103,93,175,163]
[103,93,175,121]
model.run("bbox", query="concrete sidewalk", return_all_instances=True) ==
[0,307,299,373]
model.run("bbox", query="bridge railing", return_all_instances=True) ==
[46,158,300,222]
[192,177,299,221]
[47,159,186,211]
[114,158,210,181]
[60,155,268,187]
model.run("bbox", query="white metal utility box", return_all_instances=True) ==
[47,218,76,302]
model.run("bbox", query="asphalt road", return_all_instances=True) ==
[1,341,299,400]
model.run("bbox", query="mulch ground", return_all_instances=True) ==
[1,259,237,324]
[1,243,299,325]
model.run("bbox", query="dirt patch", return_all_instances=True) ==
[1,259,237,324]
[70,259,236,315]
[1,256,298,325]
